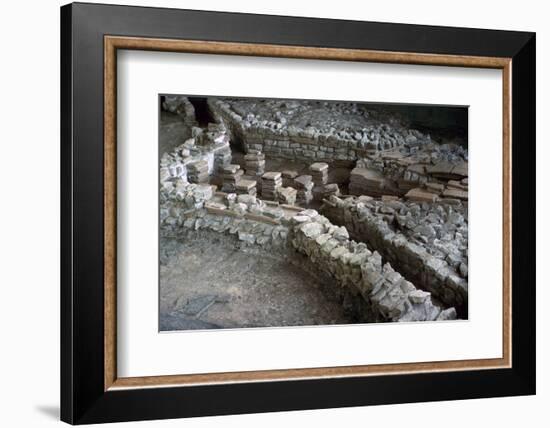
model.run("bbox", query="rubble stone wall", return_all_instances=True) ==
[321,196,468,314]
[160,127,231,186]
[352,150,468,198]
[160,177,456,322]
[208,98,426,163]
[288,211,455,322]
[162,95,198,128]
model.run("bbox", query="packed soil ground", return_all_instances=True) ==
[159,111,192,156]
[159,232,359,331]
[159,111,362,331]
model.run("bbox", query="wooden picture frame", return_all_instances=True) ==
[61,2,535,424]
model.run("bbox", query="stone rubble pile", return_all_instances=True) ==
[160,181,214,221]
[261,172,283,201]
[351,144,468,200]
[202,122,230,146]
[321,195,468,313]
[159,123,232,188]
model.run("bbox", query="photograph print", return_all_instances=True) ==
[159,95,468,331]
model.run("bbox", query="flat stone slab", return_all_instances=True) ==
[205,201,227,210]
[294,175,312,188]
[222,164,241,174]
[262,171,282,180]
[309,162,329,172]
[405,187,438,202]
[425,182,445,193]
[443,188,468,200]
[427,161,454,175]
[278,187,297,198]
[236,179,257,190]
[427,161,469,179]
[407,164,427,174]
[350,167,383,180]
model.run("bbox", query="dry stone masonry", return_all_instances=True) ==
[208,98,438,163]
[350,143,468,201]
[160,96,468,325]
[162,95,198,129]
[321,195,468,315]
[160,140,457,323]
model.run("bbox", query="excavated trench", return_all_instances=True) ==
[188,96,215,126]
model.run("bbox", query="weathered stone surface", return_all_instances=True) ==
[262,171,282,180]
[310,162,329,172]
[300,222,323,239]
[405,188,438,202]
[320,195,468,313]
[161,98,464,325]
[162,95,198,127]
[294,175,313,189]
[235,179,257,196]
[443,188,468,200]
[427,161,455,177]
[282,170,299,179]
[222,164,241,175]
[436,307,457,320]
[277,186,297,205]
[408,289,430,304]
[208,97,446,163]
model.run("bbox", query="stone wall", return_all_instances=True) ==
[160,124,231,187]
[289,210,455,322]
[162,95,198,128]
[321,195,468,315]
[349,145,468,199]
[160,154,456,323]
[207,98,432,163]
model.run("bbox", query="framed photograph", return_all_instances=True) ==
[61,2,535,424]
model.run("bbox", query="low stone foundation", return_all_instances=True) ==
[160,181,456,322]
[321,195,468,315]
[350,147,468,199]
[207,98,434,163]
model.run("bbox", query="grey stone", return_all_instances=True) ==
[300,222,323,239]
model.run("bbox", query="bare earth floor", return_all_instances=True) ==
[159,111,192,156]
[159,233,358,331]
